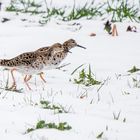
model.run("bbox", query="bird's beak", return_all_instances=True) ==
[77,45,86,49]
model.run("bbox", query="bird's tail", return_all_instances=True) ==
[0,59,10,66]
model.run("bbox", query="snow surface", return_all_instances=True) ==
[0,0,140,140]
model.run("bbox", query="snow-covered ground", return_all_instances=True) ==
[0,0,140,140]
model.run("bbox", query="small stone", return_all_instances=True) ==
[90,33,96,37]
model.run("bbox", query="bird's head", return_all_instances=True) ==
[51,43,63,53]
[62,39,86,51]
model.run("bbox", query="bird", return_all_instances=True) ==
[32,39,86,81]
[22,39,86,88]
[0,43,63,90]
[35,39,86,68]
[0,39,86,90]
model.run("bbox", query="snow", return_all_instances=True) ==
[0,0,140,140]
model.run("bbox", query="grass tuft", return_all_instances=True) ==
[128,66,140,73]
[106,0,140,22]
[72,64,101,86]
[64,1,104,21]
[26,120,72,133]
[96,132,104,139]
[40,100,69,113]
[5,0,140,23]
[113,111,121,120]
[6,0,43,14]
[36,120,46,129]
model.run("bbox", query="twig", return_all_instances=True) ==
[56,63,71,71]
[0,86,23,93]
[1,91,8,99]
[97,77,110,92]
[71,63,85,75]
[113,110,121,120]
[109,92,114,104]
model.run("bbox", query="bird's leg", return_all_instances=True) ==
[39,72,46,83]
[24,75,28,82]
[24,75,32,90]
[9,68,17,90]
[25,75,32,82]
[112,24,118,36]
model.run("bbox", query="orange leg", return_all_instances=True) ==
[9,68,17,90]
[39,72,46,83]
[112,24,118,36]
[24,75,32,90]
[25,75,32,82]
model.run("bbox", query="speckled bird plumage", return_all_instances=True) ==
[0,44,63,74]
[0,39,86,90]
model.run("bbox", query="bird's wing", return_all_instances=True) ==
[35,46,49,52]
[8,52,37,66]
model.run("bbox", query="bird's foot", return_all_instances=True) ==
[7,82,17,91]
